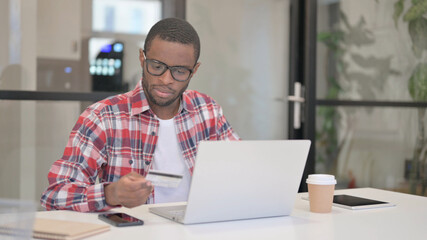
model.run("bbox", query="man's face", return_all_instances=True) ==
[139,37,200,110]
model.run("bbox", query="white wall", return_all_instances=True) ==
[35,0,83,207]
[0,0,37,202]
[0,0,82,206]
[35,101,82,204]
[37,0,82,60]
[187,0,290,140]
[0,0,8,75]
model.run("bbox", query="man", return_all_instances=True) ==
[40,18,239,212]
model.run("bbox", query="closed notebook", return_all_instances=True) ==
[32,218,110,240]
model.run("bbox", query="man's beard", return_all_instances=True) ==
[142,70,189,107]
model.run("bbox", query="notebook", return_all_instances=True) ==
[149,140,311,224]
[0,218,110,240]
[31,218,110,240]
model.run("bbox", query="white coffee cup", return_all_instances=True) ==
[306,174,337,213]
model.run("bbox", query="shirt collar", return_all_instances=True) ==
[181,91,195,113]
[130,79,195,116]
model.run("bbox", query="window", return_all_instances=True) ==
[92,0,162,35]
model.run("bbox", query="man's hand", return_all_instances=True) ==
[105,172,153,208]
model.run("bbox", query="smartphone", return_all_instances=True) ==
[333,194,396,210]
[98,213,144,227]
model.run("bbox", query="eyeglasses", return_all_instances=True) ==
[144,56,195,82]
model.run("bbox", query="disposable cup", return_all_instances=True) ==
[306,174,337,213]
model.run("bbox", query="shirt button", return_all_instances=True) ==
[129,160,133,165]
[151,131,155,135]
[94,202,100,209]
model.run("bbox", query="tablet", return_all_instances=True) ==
[333,194,396,210]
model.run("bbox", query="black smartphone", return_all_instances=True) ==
[333,194,395,210]
[98,213,144,227]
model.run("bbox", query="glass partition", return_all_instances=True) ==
[187,0,290,140]
[316,0,427,196]
[1,0,162,93]
[316,0,422,102]
[316,106,426,196]
[0,100,82,208]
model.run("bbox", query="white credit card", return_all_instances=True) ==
[146,170,183,188]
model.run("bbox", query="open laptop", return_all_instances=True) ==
[149,140,311,224]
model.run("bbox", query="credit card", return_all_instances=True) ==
[145,170,183,188]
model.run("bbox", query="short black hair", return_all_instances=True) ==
[144,18,201,63]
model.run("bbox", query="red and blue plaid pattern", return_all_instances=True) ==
[40,81,239,212]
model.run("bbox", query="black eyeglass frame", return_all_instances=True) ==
[143,54,196,82]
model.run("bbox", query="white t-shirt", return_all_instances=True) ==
[152,118,191,203]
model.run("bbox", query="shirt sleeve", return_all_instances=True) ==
[215,105,240,140]
[40,108,115,212]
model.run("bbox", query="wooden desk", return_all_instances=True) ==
[36,188,427,240]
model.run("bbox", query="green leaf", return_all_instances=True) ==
[393,0,404,28]
[403,0,427,22]
[408,63,427,101]
[408,17,427,53]
[317,32,331,42]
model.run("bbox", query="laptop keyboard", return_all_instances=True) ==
[169,209,185,218]
[158,205,186,218]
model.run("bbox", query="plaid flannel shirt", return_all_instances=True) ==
[40,81,239,212]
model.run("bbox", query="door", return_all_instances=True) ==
[288,0,317,192]
[187,0,316,192]
[186,0,320,193]
[187,0,291,141]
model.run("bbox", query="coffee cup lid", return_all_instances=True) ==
[306,174,337,185]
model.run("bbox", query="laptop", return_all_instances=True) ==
[149,140,311,224]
